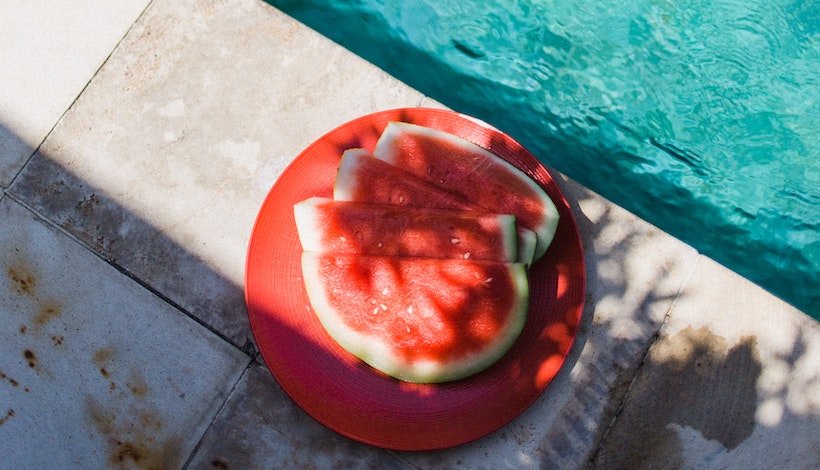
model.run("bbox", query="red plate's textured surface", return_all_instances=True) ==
[245,108,585,450]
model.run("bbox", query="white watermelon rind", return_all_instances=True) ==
[301,252,530,384]
[293,198,324,254]
[374,121,560,260]
[332,148,370,202]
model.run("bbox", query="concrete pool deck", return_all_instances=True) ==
[1,0,817,468]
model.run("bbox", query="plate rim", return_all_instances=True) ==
[245,107,586,450]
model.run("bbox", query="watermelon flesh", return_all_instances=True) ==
[294,197,518,262]
[374,122,559,260]
[301,252,530,383]
[334,148,475,210]
[334,148,538,266]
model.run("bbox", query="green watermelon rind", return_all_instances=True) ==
[517,228,537,266]
[374,121,560,260]
[301,252,531,384]
[294,197,519,262]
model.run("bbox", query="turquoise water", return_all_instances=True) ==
[270,0,820,318]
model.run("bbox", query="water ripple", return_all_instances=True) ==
[272,0,820,314]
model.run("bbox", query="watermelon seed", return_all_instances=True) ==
[463,252,471,259]
[381,287,389,295]
[451,238,460,244]
[372,307,380,315]
[407,305,414,314]
[484,277,493,283]
[380,303,388,311]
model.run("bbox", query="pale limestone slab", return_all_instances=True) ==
[0,0,150,187]
[187,362,413,469]
[592,256,819,469]
[0,197,248,468]
[389,176,699,469]
[9,0,424,348]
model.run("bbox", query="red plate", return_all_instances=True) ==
[245,108,585,450]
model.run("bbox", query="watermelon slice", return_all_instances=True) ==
[301,252,530,383]
[334,148,475,210]
[333,148,539,265]
[374,122,559,260]
[294,197,518,262]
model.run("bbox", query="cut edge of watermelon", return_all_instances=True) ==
[333,148,371,201]
[293,197,322,253]
[374,121,560,260]
[294,196,520,262]
[301,252,531,384]
[517,228,537,266]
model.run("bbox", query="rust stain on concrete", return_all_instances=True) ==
[77,193,101,217]
[0,370,20,388]
[126,369,150,399]
[93,346,116,382]
[86,345,174,467]
[7,258,63,330]
[0,409,14,426]
[7,265,37,296]
[93,347,124,393]
[22,349,38,370]
[33,300,62,328]
[86,394,181,469]
[93,347,116,366]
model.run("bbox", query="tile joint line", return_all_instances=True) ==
[180,358,257,469]
[6,0,156,189]
[4,191,256,358]
[584,253,701,467]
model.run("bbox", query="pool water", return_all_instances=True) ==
[269,0,820,318]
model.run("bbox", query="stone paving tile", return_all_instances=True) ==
[0,197,249,468]
[187,361,414,469]
[9,0,424,349]
[0,0,149,187]
[591,256,820,469]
